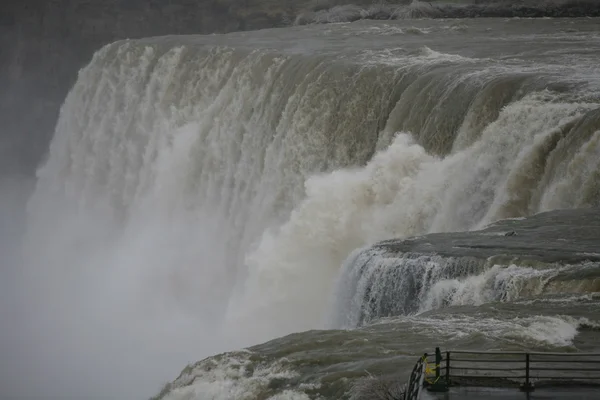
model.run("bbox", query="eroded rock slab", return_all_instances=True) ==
[376,208,600,264]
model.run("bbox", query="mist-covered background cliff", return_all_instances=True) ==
[1,0,276,177]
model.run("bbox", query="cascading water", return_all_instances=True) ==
[9,17,600,399]
[332,245,600,329]
[235,93,600,337]
[18,39,404,398]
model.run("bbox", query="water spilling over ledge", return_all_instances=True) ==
[333,208,600,328]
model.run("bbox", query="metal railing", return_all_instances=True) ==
[423,347,600,392]
[404,354,426,400]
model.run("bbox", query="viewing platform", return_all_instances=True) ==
[430,386,600,399]
[404,348,600,400]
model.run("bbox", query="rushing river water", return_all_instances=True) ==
[4,16,600,399]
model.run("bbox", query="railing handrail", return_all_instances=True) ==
[419,347,600,396]
[448,358,600,363]
[403,348,600,399]
[447,350,600,356]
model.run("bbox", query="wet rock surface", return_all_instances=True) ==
[376,208,600,264]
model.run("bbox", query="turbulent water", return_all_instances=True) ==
[4,16,600,400]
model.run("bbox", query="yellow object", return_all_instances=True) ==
[422,356,440,384]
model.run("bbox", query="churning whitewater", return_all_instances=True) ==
[14,17,600,399]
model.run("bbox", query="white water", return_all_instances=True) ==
[6,33,600,399]
[379,314,585,348]
[419,264,558,312]
[10,41,394,398]
[330,245,600,329]
[234,91,598,337]
[160,351,305,400]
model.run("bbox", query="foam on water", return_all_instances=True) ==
[374,314,586,349]
[267,391,312,400]
[159,351,302,400]
[419,264,558,312]
[342,24,429,36]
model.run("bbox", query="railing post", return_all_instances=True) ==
[446,351,451,385]
[435,347,441,381]
[427,347,449,392]
[526,353,530,388]
[520,352,534,392]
